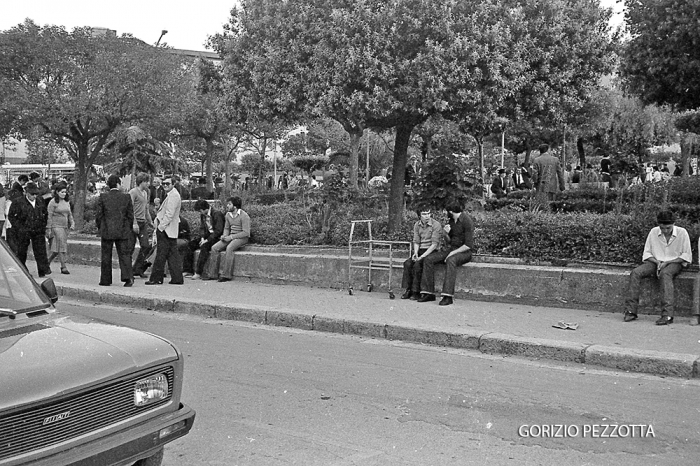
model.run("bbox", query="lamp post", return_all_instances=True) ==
[156,30,168,46]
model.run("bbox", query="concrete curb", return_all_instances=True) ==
[58,284,700,380]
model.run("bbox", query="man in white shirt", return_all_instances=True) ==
[623,210,692,325]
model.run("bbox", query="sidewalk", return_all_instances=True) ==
[32,261,700,379]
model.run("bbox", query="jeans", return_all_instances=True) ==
[625,261,683,316]
[420,248,472,297]
[211,237,248,279]
[401,248,431,294]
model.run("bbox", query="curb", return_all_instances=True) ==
[58,284,700,380]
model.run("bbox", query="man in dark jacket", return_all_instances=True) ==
[7,182,51,277]
[96,174,136,287]
[185,199,225,280]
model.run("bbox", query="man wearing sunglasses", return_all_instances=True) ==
[146,177,184,285]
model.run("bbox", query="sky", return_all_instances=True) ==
[1,0,625,52]
[0,0,238,51]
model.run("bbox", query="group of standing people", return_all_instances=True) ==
[1,172,74,278]
[95,172,251,288]
[491,144,566,200]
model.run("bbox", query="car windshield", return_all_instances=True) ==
[0,240,51,315]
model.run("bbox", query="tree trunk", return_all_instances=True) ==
[387,124,413,234]
[73,142,90,231]
[523,139,533,166]
[205,138,215,192]
[421,135,432,162]
[348,130,361,189]
[577,137,586,168]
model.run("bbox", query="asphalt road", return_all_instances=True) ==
[62,298,700,466]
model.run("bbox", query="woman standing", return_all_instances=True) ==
[46,183,74,274]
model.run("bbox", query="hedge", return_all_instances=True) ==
[79,190,699,265]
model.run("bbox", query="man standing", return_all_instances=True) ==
[401,209,442,300]
[532,144,565,201]
[190,177,212,200]
[623,211,692,325]
[418,202,474,306]
[96,174,135,287]
[490,169,508,199]
[146,176,183,285]
[186,199,225,280]
[130,173,153,278]
[210,196,251,282]
[7,181,51,277]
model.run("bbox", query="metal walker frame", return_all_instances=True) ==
[347,220,410,299]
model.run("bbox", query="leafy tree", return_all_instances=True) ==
[0,20,188,228]
[412,154,479,212]
[620,0,700,111]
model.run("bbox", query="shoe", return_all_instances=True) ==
[145,280,163,285]
[99,282,111,286]
[123,279,134,287]
[409,294,420,301]
[416,294,436,303]
[217,277,231,282]
[690,315,700,326]
[191,274,201,280]
[183,272,193,278]
[169,281,184,285]
[134,272,147,278]
[439,296,453,306]
[44,269,52,275]
[655,315,673,326]
[623,312,638,322]
[400,290,412,299]
[61,268,70,275]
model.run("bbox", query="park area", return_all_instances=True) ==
[2,0,700,267]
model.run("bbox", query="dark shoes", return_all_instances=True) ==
[145,280,163,285]
[417,294,436,303]
[39,270,52,278]
[401,290,412,299]
[655,315,673,326]
[123,279,134,287]
[439,296,453,306]
[169,281,184,285]
[217,277,231,282]
[99,282,110,286]
[61,267,70,275]
[623,312,638,322]
[409,294,420,301]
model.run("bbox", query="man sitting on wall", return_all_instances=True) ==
[184,199,224,280]
[623,210,692,326]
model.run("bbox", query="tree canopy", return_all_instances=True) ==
[620,0,700,111]
[214,0,617,232]
[0,20,189,227]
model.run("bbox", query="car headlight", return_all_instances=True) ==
[134,373,169,407]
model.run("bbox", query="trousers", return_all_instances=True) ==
[420,248,472,296]
[625,261,683,316]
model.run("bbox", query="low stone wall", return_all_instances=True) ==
[65,240,698,316]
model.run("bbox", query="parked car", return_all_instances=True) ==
[0,239,195,465]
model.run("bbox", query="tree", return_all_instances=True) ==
[620,0,700,111]
[0,20,188,228]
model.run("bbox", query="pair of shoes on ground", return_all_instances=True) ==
[624,311,674,325]
[415,293,453,306]
[145,279,183,285]
[400,290,422,301]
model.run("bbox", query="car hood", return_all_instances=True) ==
[0,312,179,411]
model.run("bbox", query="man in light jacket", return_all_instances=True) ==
[146,176,183,285]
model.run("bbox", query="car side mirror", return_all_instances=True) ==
[41,278,59,304]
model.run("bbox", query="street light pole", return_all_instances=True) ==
[156,30,168,46]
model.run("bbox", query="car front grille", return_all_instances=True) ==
[0,366,174,461]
